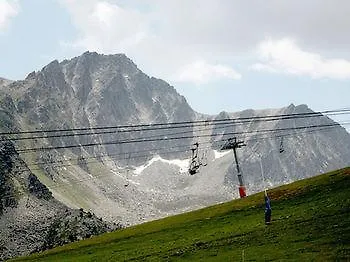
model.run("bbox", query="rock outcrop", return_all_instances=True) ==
[0,139,121,261]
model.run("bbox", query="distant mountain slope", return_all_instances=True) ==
[213,104,350,193]
[12,167,350,261]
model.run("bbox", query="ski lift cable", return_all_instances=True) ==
[7,109,348,142]
[13,123,347,171]
[1,123,348,200]
[10,123,347,171]
[15,121,350,153]
[2,122,348,199]
[2,108,350,137]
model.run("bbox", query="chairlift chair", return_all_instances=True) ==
[279,137,284,153]
[188,142,206,175]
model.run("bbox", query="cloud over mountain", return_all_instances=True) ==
[59,0,350,84]
[0,0,19,31]
[253,38,350,80]
[175,60,241,85]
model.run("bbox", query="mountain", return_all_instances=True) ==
[0,51,350,233]
[0,77,13,88]
[210,104,350,193]
[5,52,195,164]
[1,51,200,225]
[0,138,121,260]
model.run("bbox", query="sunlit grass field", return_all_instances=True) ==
[12,167,350,261]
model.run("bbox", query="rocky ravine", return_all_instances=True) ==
[0,139,121,261]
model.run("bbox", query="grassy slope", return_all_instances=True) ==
[12,167,350,261]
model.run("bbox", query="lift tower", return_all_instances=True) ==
[221,137,246,198]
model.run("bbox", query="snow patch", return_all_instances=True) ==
[134,156,189,175]
[213,150,230,159]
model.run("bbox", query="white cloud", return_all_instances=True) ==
[59,1,350,84]
[60,0,148,53]
[175,60,241,85]
[59,0,244,84]
[253,38,350,80]
[0,0,19,31]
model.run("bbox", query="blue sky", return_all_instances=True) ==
[0,0,349,120]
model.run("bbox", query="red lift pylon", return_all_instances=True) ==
[221,137,247,198]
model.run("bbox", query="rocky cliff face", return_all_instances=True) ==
[0,139,121,261]
[0,52,350,256]
[7,52,195,162]
[0,78,12,89]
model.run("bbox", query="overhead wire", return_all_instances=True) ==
[15,121,350,153]
[1,108,350,200]
[2,108,350,138]
[8,121,349,173]
[7,123,343,173]
[0,145,210,200]
[1,122,348,201]
[8,109,349,142]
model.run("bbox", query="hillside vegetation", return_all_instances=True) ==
[12,167,350,261]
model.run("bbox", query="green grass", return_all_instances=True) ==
[11,167,350,261]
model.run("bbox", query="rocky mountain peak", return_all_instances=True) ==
[43,59,60,71]
[61,51,140,81]
[3,51,196,166]
[12,51,195,126]
[25,71,36,80]
[216,111,231,120]
[293,104,312,113]
[0,77,13,88]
